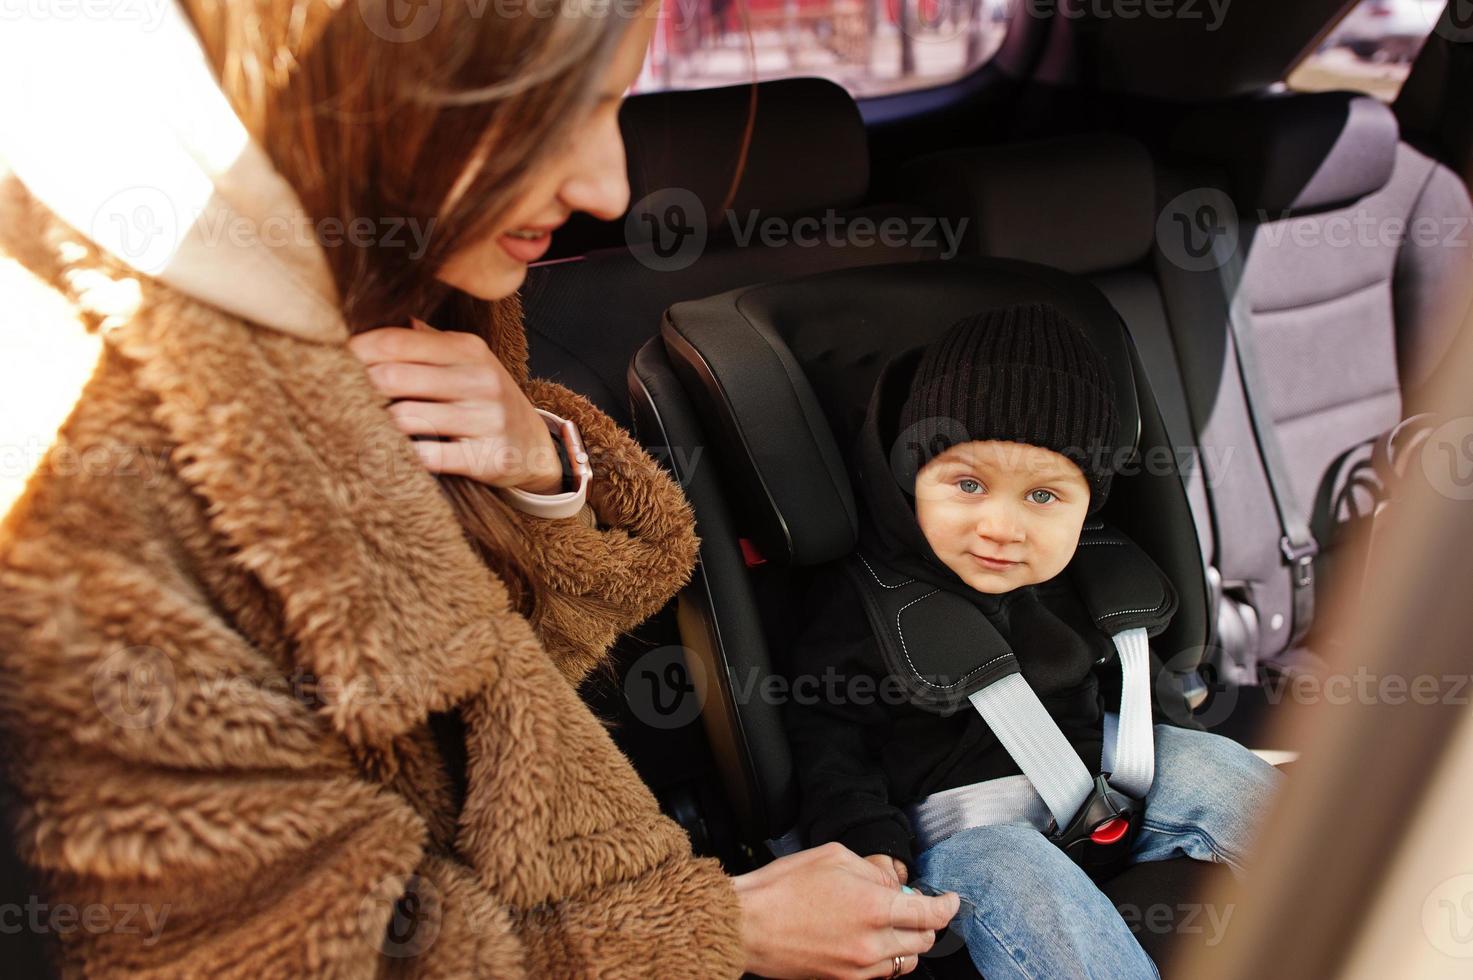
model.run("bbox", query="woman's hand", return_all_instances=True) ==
[732,842,959,980]
[864,854,909,887]
[349,318,564,493]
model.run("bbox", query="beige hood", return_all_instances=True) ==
[0,0,347,345]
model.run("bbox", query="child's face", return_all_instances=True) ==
[914,440,1091,594]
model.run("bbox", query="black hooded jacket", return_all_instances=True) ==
[784,348,1181,872]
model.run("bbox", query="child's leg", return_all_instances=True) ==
[916,822,1160,980]
[1132,723,1286,876]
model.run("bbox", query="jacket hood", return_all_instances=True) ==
[853,346,1007,611]
[0,1,347,345]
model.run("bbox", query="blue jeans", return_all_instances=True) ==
[914,723,1284,980]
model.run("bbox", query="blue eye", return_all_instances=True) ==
[958,479,984,495]
[1028,489,1056,505]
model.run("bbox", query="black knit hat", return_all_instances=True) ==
[895,303,1121,514]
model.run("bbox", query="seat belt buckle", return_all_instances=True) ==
[1280,535,1318,588]
[1048,773,1143,882]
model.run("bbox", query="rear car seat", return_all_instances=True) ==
[1162,90,1473,676]
[626,256,1218,972]
[519,76,945,857]
[523,77,943,429]
[897,98,1473,691]
[897,134,1221,699]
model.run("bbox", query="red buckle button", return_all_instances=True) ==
[738,538,767,568]
[1089,817,1130,846]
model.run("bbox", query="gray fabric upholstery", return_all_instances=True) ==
[1148,185,1295,663]
[1229,142,1472,538]
[1171,91,1400,215]
[1159,103,1473,664]
[898,134,1156,275]
[1393,157,1473,404]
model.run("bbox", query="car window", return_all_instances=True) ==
[632,0,1015,98]
[1287,0,1444,101]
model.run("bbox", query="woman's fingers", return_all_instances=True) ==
[410,439,483,478]
[861,952,920,977]
[862,854,901,888]
[878,928,937,958]
[887,889,961,933]
[411,431,560,485]
[364,360,493,402]
[387,400,503,440]
[349,325,490,368]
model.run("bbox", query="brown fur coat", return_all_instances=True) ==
[0,181,743,978]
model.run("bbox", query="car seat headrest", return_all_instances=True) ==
[1171,91,1400,215]
[621,77,869,244]
[659,259,1142,566]
[899,135,1157,276]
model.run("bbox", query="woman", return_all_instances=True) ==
[0,0,956,977]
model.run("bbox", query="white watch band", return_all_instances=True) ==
[499,409,592,520]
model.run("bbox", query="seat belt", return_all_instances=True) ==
[1213,232,1319,649]
[908,627,1154,877]
[848,526,1176,878]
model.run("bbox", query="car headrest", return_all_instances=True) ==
[898,135,1156,276]
[621,77,868,244]
[659,258,1142,566]
[1171,91,1400,215]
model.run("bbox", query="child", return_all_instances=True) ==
[785,303,1283,979]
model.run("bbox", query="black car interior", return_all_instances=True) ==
[518,2,1473,975]
[4,1,1470,977]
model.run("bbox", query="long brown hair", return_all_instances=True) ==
[182,0,649,631]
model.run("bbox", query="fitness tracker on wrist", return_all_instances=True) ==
[500,409,592,519]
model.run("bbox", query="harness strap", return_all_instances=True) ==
[912,627,1155,849]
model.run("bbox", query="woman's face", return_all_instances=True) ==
[436,13,657,300]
